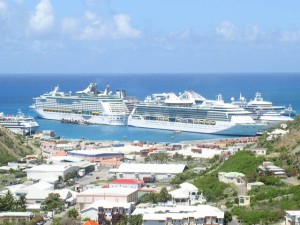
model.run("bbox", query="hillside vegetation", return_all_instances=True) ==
[0,126,38,164]
[185,116,300,224]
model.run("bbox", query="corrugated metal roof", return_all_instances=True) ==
[110,179,144,184]
[110,163,186,174]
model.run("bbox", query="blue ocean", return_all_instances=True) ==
[0,73,299,142]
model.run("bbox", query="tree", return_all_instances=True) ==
[41,193,64,213]
[158,187,172,203]
[67,208,79,220]
[51,217,62,225]
[117,214,129,225]
[186,155,193,162]
[15,195,27,212]
[0,191,15,211]
[224,211,233,225]
[129,214,143,225]
[142,192,158,204]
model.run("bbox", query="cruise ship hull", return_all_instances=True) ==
[3,125,39,135]
[0,119,39,135]
[127,117,265,136]
[34,108,127,126]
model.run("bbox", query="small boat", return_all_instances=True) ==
[280,104,296,117]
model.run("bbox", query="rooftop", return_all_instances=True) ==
[286,210,300,216]
[47,156,84,162]
[110,179,144,184]
[82,200,132,212]
[26,164,76,172]
[83,221,100,225]
[110,163,186,174]
[132,205,224,219]
[78,187,137,196]
[68,150,124,157]
[219,172,245,178]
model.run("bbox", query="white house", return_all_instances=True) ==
[239,195,250,206]
[132,204,224,225]
[285,211,300,225]
[169,182,206,205]
[76,187,138,211]
[26,188,77,210]
[26,164,78,182]
[250,148,267,156]
[109,179,144,189]
[218,172,245,185]
[108,163,186,181]
[0,212,33,224]
[80,200,133,221]
[246,182,265,191]
[15,181,54,196]
[258,161,286,177]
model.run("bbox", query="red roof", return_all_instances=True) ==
[83,221,99,225]
[110,179,144,184]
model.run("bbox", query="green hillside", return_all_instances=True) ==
[192,116,300,224]
[0,126,38,164]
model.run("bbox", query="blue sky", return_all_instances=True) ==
[0,0,300,73]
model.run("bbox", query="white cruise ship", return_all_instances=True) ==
[231,92,293,125]
[259,111,293,127]
[128,91,266,136]
[0,110,39,135]
[231,93,285,116]
[31,83,129,125]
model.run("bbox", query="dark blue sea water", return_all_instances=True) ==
[0,73,299,142]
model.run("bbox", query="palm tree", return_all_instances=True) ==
[117,214,129,225]
[0,190,15,211]
[16,195,27,212]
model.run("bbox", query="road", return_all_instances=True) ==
[75,167,110,187]
[43,167,110,225]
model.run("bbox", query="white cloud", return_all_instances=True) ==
[14,0,24,4]
[0,0,7,16]
[61,17,78,35]
[169,30,193,41]
[244,25,262,41]
[29,0,54,33]
[63,11,141,40]
[280,31,300,42]
[77,12,112,40]
[84,11,98,21]
[216,21,238,41]
[114,14,141,38]
[31,39,64,54]
[215,21,265,42]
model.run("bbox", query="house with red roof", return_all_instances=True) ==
[82,220,99,225]
[109,179,144,190]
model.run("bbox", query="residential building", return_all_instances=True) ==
[239,196,250,206]
[80,200,133,223]
[250,148,267,155]
[108,163,186,182]
[132,204,224,225]
[83,220,100,225]
[26,188,77,210]
[218,172,245,184]
[0,212,33,224]
[285,211,300,225]
[76,188,138,211]
[258,161,286,177]
[109,179,144,190]
[15,181,54,196]
[170,182,206,205]
[26,164,78,182]
[246,182,265,191]
[67,150,124,167]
